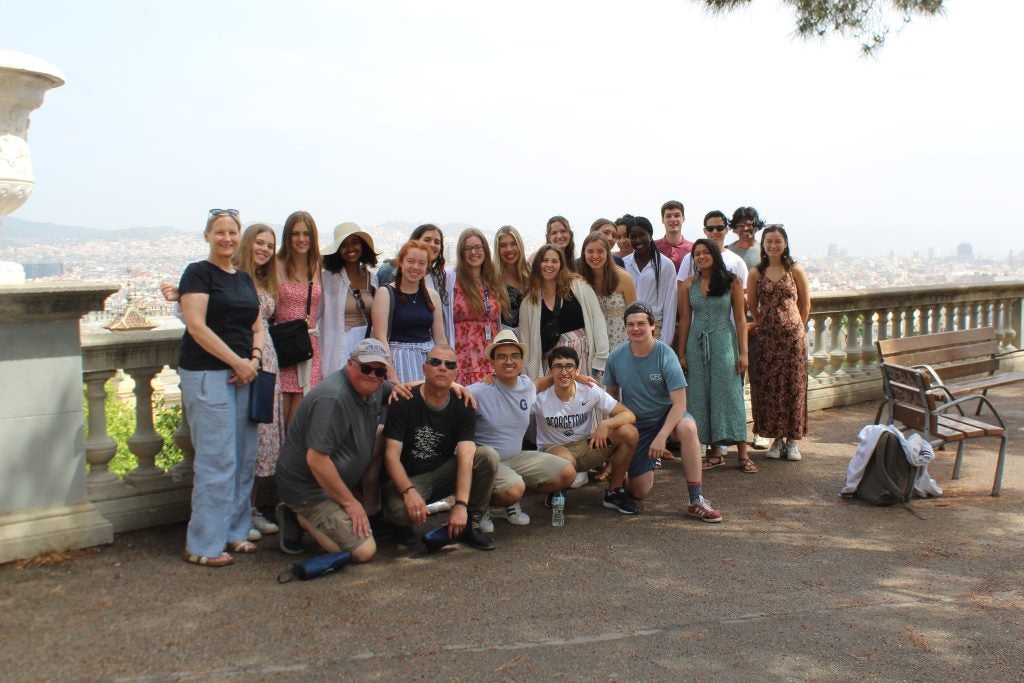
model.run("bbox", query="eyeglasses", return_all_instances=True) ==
[358,363,387,378]
[427,358,458,370]
[209,208,239,217]
[462,245,485,254]
[493,352,523,362]
[551,363,577,373]
[734,222,756,230]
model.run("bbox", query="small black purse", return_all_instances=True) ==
[248,359,277,424]
[269,282,313,368]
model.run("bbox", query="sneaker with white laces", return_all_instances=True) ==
[686,496,723,523]
[570,471,589,489]
[752,434,771,450]
[764,438,784,459]
[251,508,279,535]
[247,527,262,542]
[477,511,495,534]
[785,442,802,461]
[504,502,531,525]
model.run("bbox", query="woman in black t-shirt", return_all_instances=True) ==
[177,209,264,567]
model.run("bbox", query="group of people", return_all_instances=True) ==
[171,202,810,567]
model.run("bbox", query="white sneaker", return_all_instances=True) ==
[251,509,279,535]
[785,443,802,461]
[504,503,531,526]
[752,434,771,450]
[247,527,262,542]
[765,439,784,459]
[478,512,494,534]
[570,471,589,489]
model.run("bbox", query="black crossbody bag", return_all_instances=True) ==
[269,282,314,368]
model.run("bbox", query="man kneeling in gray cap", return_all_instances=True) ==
[275,338,393,563]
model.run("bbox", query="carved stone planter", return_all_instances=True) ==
[0,49,65,215]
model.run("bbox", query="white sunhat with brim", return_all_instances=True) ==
[321,222,379,257]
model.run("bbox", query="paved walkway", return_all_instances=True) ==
[3,389,1022,682]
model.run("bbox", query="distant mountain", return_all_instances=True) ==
[0,217,187,244]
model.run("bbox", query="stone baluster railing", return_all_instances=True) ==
[83,368,119,491]
[808,283,1024,384]
[81,329,194,531]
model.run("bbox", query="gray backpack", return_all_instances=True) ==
[853,431,920,506]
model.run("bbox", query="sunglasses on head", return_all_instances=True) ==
[209,208,239,217]
[359,363,387,378]
[427,358,458,370]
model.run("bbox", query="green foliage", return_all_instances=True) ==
[699,0,946,54]
[83,380,184,477]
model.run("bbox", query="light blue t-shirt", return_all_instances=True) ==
[467,376,536,459]
[603,341,686,428]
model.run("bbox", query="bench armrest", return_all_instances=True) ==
[935,393,1006,429]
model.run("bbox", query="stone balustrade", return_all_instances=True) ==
[80,328,196,533]
[3,281,1023,563]
[802,282,1024,409]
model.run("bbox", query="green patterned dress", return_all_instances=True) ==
[685,279,746,446]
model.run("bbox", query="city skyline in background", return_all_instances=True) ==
[4,1,1022,259]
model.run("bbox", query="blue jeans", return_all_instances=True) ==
[179,369,258,557]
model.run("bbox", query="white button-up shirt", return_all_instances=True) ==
[622,252,678,346]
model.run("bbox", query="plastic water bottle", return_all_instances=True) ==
[425,497,453,515]
[551,491,565,527]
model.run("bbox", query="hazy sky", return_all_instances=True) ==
[4,0,1021,257]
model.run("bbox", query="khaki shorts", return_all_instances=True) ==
[494,450,571,493]
[293,498,373,554]
[541,438,611,472]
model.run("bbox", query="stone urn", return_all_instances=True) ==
[0,49,65,216]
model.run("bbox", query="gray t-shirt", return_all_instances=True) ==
[467,376,536,459]
[727,241,761,271]
[275,370,392,507]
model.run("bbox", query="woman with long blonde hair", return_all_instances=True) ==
[451,228,509,385]
[233,224,285,537]
[275,210,323,427]
[494,225,531,332]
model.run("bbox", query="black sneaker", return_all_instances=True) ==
[544,490,566,509]
[462,515,496,551]
[396,526,419,547]
[276,503,304,554]
[602,487,640,515]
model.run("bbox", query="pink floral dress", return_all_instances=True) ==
[276,281,323,393]
[453,281,502,385]
[255,290,284,477]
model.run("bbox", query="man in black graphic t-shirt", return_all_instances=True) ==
[382,345,498,550]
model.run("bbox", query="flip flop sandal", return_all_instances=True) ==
[182,551,234,567]
[226,540,258,554]
[739,459,759,474]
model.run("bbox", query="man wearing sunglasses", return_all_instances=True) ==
[274,338,394,562]
[380,345,498,551]
[675,210,749,284]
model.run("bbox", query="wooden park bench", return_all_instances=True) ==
[875,326,1024,407]
[877,362,1007,496]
